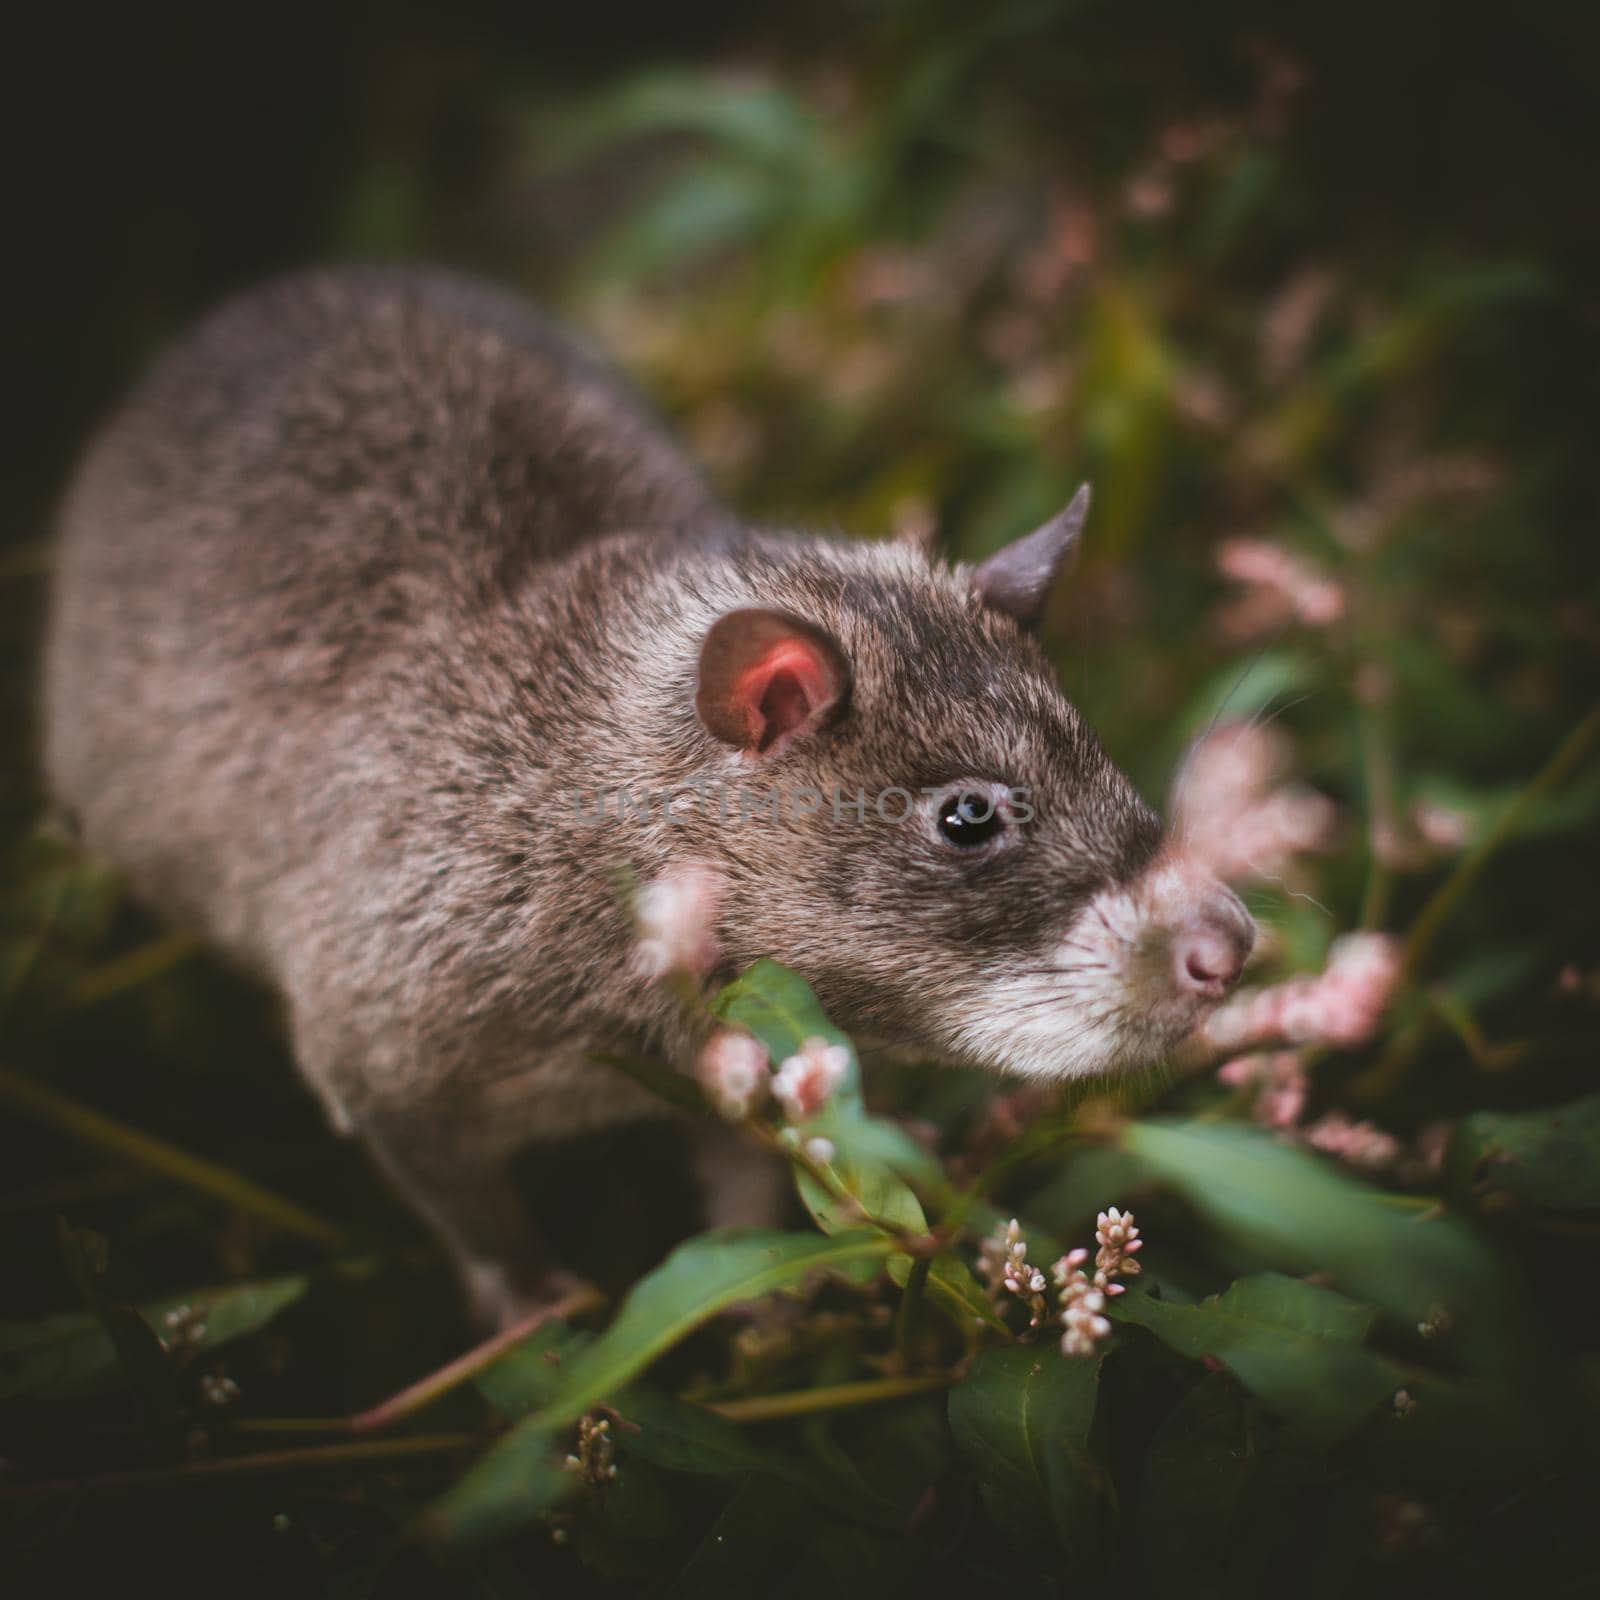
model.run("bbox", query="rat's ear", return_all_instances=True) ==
[696,608,852,755]
[971,483,1090,627]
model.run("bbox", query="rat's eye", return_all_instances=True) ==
[937,790,1005,849]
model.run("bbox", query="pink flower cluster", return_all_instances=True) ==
[1205,931,1403,1054]
[1215,537,1345,642]
[1218,1050,1307,1128]
[1054,1208,1144,1357]
[1217,1050,1438,1179]
[1214,1027,1457,1183]
[1207,934,1426,1177]
[1302,1111,1404,1171]
[772,1037,851,1121]
[695,1029,850,1125]
[1172,720,1337,884]
[976,1208,1144,1351]
[1411,800,1472,853]
[977,1218,1050,1329]
[634,864,724,980]
[696,1029,771,1119]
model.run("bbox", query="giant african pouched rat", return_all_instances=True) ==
[43,266,1254,1324]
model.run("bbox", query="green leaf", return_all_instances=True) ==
[888,1251,1009,1334]
[797,1126,928,1240]
[820,1113,945,1192]
[1020,1145,1153,1243]
[614,1385,776,1477]
[1139,1374,1258,1586]
[1447,1093,1600,1214]
[0,1272,309,1401]
[574,1455,676,1579]
[710,960,860,1109]
[1120,1120,1514,1373]
[430,1227,894,1544]
[99,1303,181,1426]
[540,1228,890,1418]
[669,1476,819,1597]
[612,1385,899,1528]
[0,1310,122,1400]
[823,1393,954,1524]
[475,1321,592,1420]
[591,1051,710,1114]
[143,1275,312,1352]
[592,162,777,281]
[1112,1273,1402,1444]
[1172,650,1320,748]
[713,961,937,1242]
[556,71,819,171]
[56,1215,109,1303]
[947,1342,1107,1554]
[668,1474,911,1598]
[423,1419,573,1549]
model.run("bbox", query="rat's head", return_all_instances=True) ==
[673,487,1255,1081]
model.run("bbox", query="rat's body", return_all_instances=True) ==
[45,267,1252,1322]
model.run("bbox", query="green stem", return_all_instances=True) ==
[1346,702,1600,1105]
[941,1106,1088,1233]
[892,1255,932,1361]
[1402,699,1600,983]
[1346,1018,1429,1105]
[25,1378,959,1498]
[705,1373,952,1423]
[0,1067,345,1247]
[1356,693,1399,929]
[748,1121,935,1246]
[71,933,200,1005]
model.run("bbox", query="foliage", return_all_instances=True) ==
[4,1,1598,1594]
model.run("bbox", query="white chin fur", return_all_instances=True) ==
[946,869,1209,1082]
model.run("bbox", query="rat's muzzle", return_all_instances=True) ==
[1168,886,1256,1001]
[942,851,1259,1081]
[1111,857,1257,1038]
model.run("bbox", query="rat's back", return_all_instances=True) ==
[43,266,718,968]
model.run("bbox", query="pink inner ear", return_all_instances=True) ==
[736,639,833,752]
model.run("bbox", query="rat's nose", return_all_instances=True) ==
[1172,899,1255,1001]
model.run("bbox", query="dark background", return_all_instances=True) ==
[8,0,1599,540]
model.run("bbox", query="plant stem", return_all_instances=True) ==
[1346,702,1600,1104]
[705,1373,952,1423]
[24,1375,958,1500]
[0,1066,345,1247]
[745,1120,937,1244]
[349,1283,605,1433]
[0,1434,482,1501]
[1401,699,1600,983]
[892,1255,931,1362]
[70,933,200,1004]
[941,1103,1087,1233]
[226,1283,606,1437]
[1356,691,1400,929]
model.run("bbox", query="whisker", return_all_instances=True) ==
[1236,867,1333,918]
[1244,688,1317,738]
[1169,635,1283,821]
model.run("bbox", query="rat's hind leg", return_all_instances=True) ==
[357,1096,568,1330]
[688,1119,790,1230]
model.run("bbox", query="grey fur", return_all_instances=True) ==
[43,266,1235,1324]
